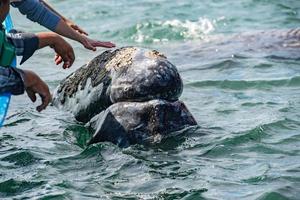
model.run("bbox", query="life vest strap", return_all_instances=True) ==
[0,28,16,67]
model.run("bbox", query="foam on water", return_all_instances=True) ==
[163,18,215,37]
[132,18,215,43]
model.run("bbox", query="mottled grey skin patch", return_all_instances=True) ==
[109,48,182,103]
[53,47,184,123]
[86,100,197,147]
[53,47,196,146]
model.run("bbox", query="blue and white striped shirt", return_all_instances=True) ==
[0,0,62,95]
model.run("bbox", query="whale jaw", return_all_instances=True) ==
[86,100,197,147]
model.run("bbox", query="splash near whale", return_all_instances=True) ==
[53,47,197,147]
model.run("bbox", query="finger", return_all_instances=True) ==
[54,55,60,63]
[103,42,116,48]
[37,89,51,112]
[26,90,37,102]
[63,61,71,69]
[56,56,63,65]
[36,97,49,112]
[82,38,97,51]
[87,45,96,51]
[62,53,73,69]
[85,43,96,51]
[100,43,115,48]
[93,41,116,48]
[69,51,75,67]
[55,55,61,62]
[67,55,74,68]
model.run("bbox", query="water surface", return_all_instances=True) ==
[1,0,300,199]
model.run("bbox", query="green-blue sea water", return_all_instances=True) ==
[1,0,300,199]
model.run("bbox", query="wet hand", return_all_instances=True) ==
[80,36,116,51]
[23,70,52,112]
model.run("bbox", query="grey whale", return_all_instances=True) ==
[53,47,197,147]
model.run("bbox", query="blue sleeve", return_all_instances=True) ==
[0,66,25,95]
[11,0,61,31]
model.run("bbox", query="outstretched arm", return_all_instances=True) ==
[11,0,116,50]
[55,20,116,51]
[7,30,75,69]
[11,0,61,31]
[39,0,88,35]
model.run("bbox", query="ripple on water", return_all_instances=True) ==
[186,76,300,91]
[3,0,300,199]
[0,179,45,197]
[1,151,41,167]
[257,190,294,200]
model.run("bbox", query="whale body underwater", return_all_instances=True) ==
[53,47,197,147]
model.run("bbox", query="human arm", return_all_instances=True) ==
[0,0,9,22]
[10,0,60,31]
[39,0,88,35]
[7,30,75,69]
[38,0,116,49]
[0,66,51,111]
[11,0,116,50]
[54,20,116,51]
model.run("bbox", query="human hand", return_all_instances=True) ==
[23,70,51,112]
[37,32,75,69]
[54,19,116,51]
[51,35,75,69]
[80,36,116,51]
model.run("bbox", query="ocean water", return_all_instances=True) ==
[1,0,300,199]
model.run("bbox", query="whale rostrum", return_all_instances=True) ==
[53,47,197,146]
